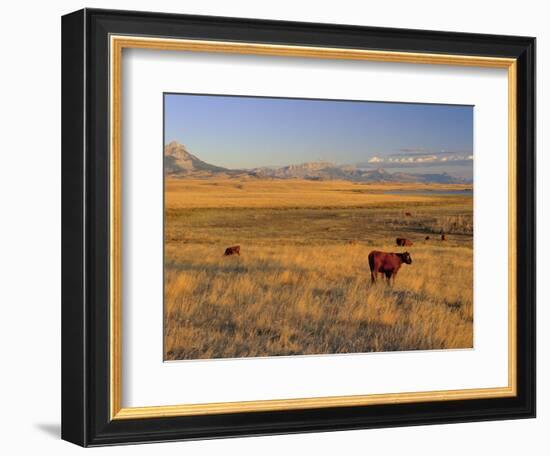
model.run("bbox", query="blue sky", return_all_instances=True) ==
[164,93,473,178]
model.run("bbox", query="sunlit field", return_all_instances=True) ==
[164,178,473,360]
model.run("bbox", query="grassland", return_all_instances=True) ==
[164,178,473,360]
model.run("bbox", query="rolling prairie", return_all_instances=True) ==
[164,178,473,360]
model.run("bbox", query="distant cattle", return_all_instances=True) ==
[223,245,241,256]
[348,240,358,246]
[368,250,412,284]
[441,234,447,241]
[405,212,412,217]
[396,238,413,247]
[425,236,430,241]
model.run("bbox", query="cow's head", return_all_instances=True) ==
[400,252,412,264]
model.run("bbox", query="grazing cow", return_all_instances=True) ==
[405,212,412,217]
[368,250,412,284]
[441,234,447,241]
[223,245,241,256]
[348,240,358,246]
[396,238,413,247]
[425,236,430,241]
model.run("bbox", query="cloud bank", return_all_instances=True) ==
[360,150,473,168]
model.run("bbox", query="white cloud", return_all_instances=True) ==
[367,156,384,163]
[367,152,472,166]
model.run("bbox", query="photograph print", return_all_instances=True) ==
[163,94,474,361]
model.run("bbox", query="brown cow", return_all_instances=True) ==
[425,236,430,241]
[368,250,412,284]
[405,212,412,217]
[223,245,240,256]
[441,234,447,241]
[348,240,358,246]
[396,238,413,247]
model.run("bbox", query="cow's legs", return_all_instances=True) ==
[370,271,377,283]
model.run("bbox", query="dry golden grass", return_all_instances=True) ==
[164,178,473,360]
[165,178,472,209]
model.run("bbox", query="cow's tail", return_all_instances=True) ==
[368,252,376,283]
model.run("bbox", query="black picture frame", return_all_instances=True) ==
[62,8,536,447]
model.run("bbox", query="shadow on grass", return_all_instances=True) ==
[165,259,311,275]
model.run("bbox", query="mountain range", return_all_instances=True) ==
[164,141,470,184]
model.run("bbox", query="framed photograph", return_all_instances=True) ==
[61,8,535,447]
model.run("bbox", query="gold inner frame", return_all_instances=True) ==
[109,35,518,420]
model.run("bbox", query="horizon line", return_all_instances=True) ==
[164,140,473,176]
